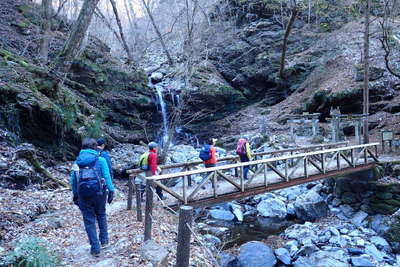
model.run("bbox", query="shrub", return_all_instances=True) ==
[5,237,59,267]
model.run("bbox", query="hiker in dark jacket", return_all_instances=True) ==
[97,138,113,180]
[70,138,115,257]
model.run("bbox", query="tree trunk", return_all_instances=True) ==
[279,4,298,79]
[109,0,135,66]
[39,0,52,63]
[55,0,100,73]
[141,0,174,66]
[363,0,370,144]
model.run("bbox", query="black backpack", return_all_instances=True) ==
[77,157,103,198]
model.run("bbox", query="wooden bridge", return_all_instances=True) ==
[127,142,379,208]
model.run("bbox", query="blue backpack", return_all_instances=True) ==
[77,157,103,198]
[199,144,211,161]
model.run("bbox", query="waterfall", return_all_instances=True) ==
[155,84,169,144]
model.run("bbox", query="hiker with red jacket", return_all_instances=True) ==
[199,138,218,188]
[236,137,252,180]
[145,142,166,200]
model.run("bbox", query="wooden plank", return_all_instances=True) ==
[367,148,379,162]
[340,152,353,167]
[213,172,218,198]
[263,164,268,187]
[304,157,308,178]
[354,148,365,165]
[285,159,289,182]
[153,180,184,202]
[187,172,214,201]
[216,171,241,190]
[288,157,303,178]
[183,175,187,204]
[325,152,338,170]
[267,162,286,180]
[322,153,326,173]
[246,163,265,185]
[308,157,323,173]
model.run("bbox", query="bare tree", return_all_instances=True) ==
[55,0,100,73]
[141,0,174,66]
[109,0,135,66]
[379,0,400,79]
[279,0,298,79]
[39,0,52,63]
[363,0,370,144]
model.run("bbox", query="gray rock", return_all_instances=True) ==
[369,215,390,235]
[331,198,342,207]
[219,252,238,267]
[237,241,277,267]
[279,186,305,201]
[282,222,317,242]
[351,211,369,227]
[308,248,349,267]
[365,244,384,262]
[351,256,375,267]
[287,203,296,217]
[230,204,243,222]
[347,247,364,255]
[370,236,391,252]
[210,209,235,221]
[340,228,349,234]
[150,72,164,83]
[139,240,168,267]
[294,190,328,221]
[203,234,222,248]
[285,240,299,256]
[274,248,291,265]
[293,256,313,267]
[339,204,354,218]
[329,227,340,236]
[256,198,287,219]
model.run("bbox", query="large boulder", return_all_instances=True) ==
[237,241,277,267]
[294,190,328,221]
[139,240,168,266]
[256,198,287,219]
[209,209,235,221]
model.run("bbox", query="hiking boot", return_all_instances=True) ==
[91,250,100,257]
[101,243,109,249]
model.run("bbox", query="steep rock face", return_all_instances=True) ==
[0,0,155,159]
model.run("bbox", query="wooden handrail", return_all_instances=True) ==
[146,143,379,181]
[127,141,349,175]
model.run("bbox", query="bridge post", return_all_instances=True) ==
[134,182,143,221]
[144,179,154,241]
[127,176,134,210]
[175,206,193,267]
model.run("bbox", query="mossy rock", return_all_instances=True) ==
[384,199,400,207]
[369,202,399,215]
[384,215,400,242]
[376,192,393,200]
[341,191,358,204]
[375,184,396,192]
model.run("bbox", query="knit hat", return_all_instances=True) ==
[148,142,158,149]
[97,137,106,146]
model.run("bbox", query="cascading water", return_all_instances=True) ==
[155,84,169,144]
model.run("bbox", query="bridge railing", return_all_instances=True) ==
[145,143,379,205]
[127,142,349,179]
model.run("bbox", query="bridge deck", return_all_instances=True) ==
[129,143,380,208]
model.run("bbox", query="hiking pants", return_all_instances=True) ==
[79,191,108,253]
[240,155,250,180]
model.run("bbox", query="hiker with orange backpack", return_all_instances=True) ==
[236,137,252,180]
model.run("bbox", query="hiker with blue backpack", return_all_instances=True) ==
[199,138,218,188]
[97,137,113,180]
[70,138,115,257]
[236,137,252,180]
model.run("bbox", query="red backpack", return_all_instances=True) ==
[236,139,247,156]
